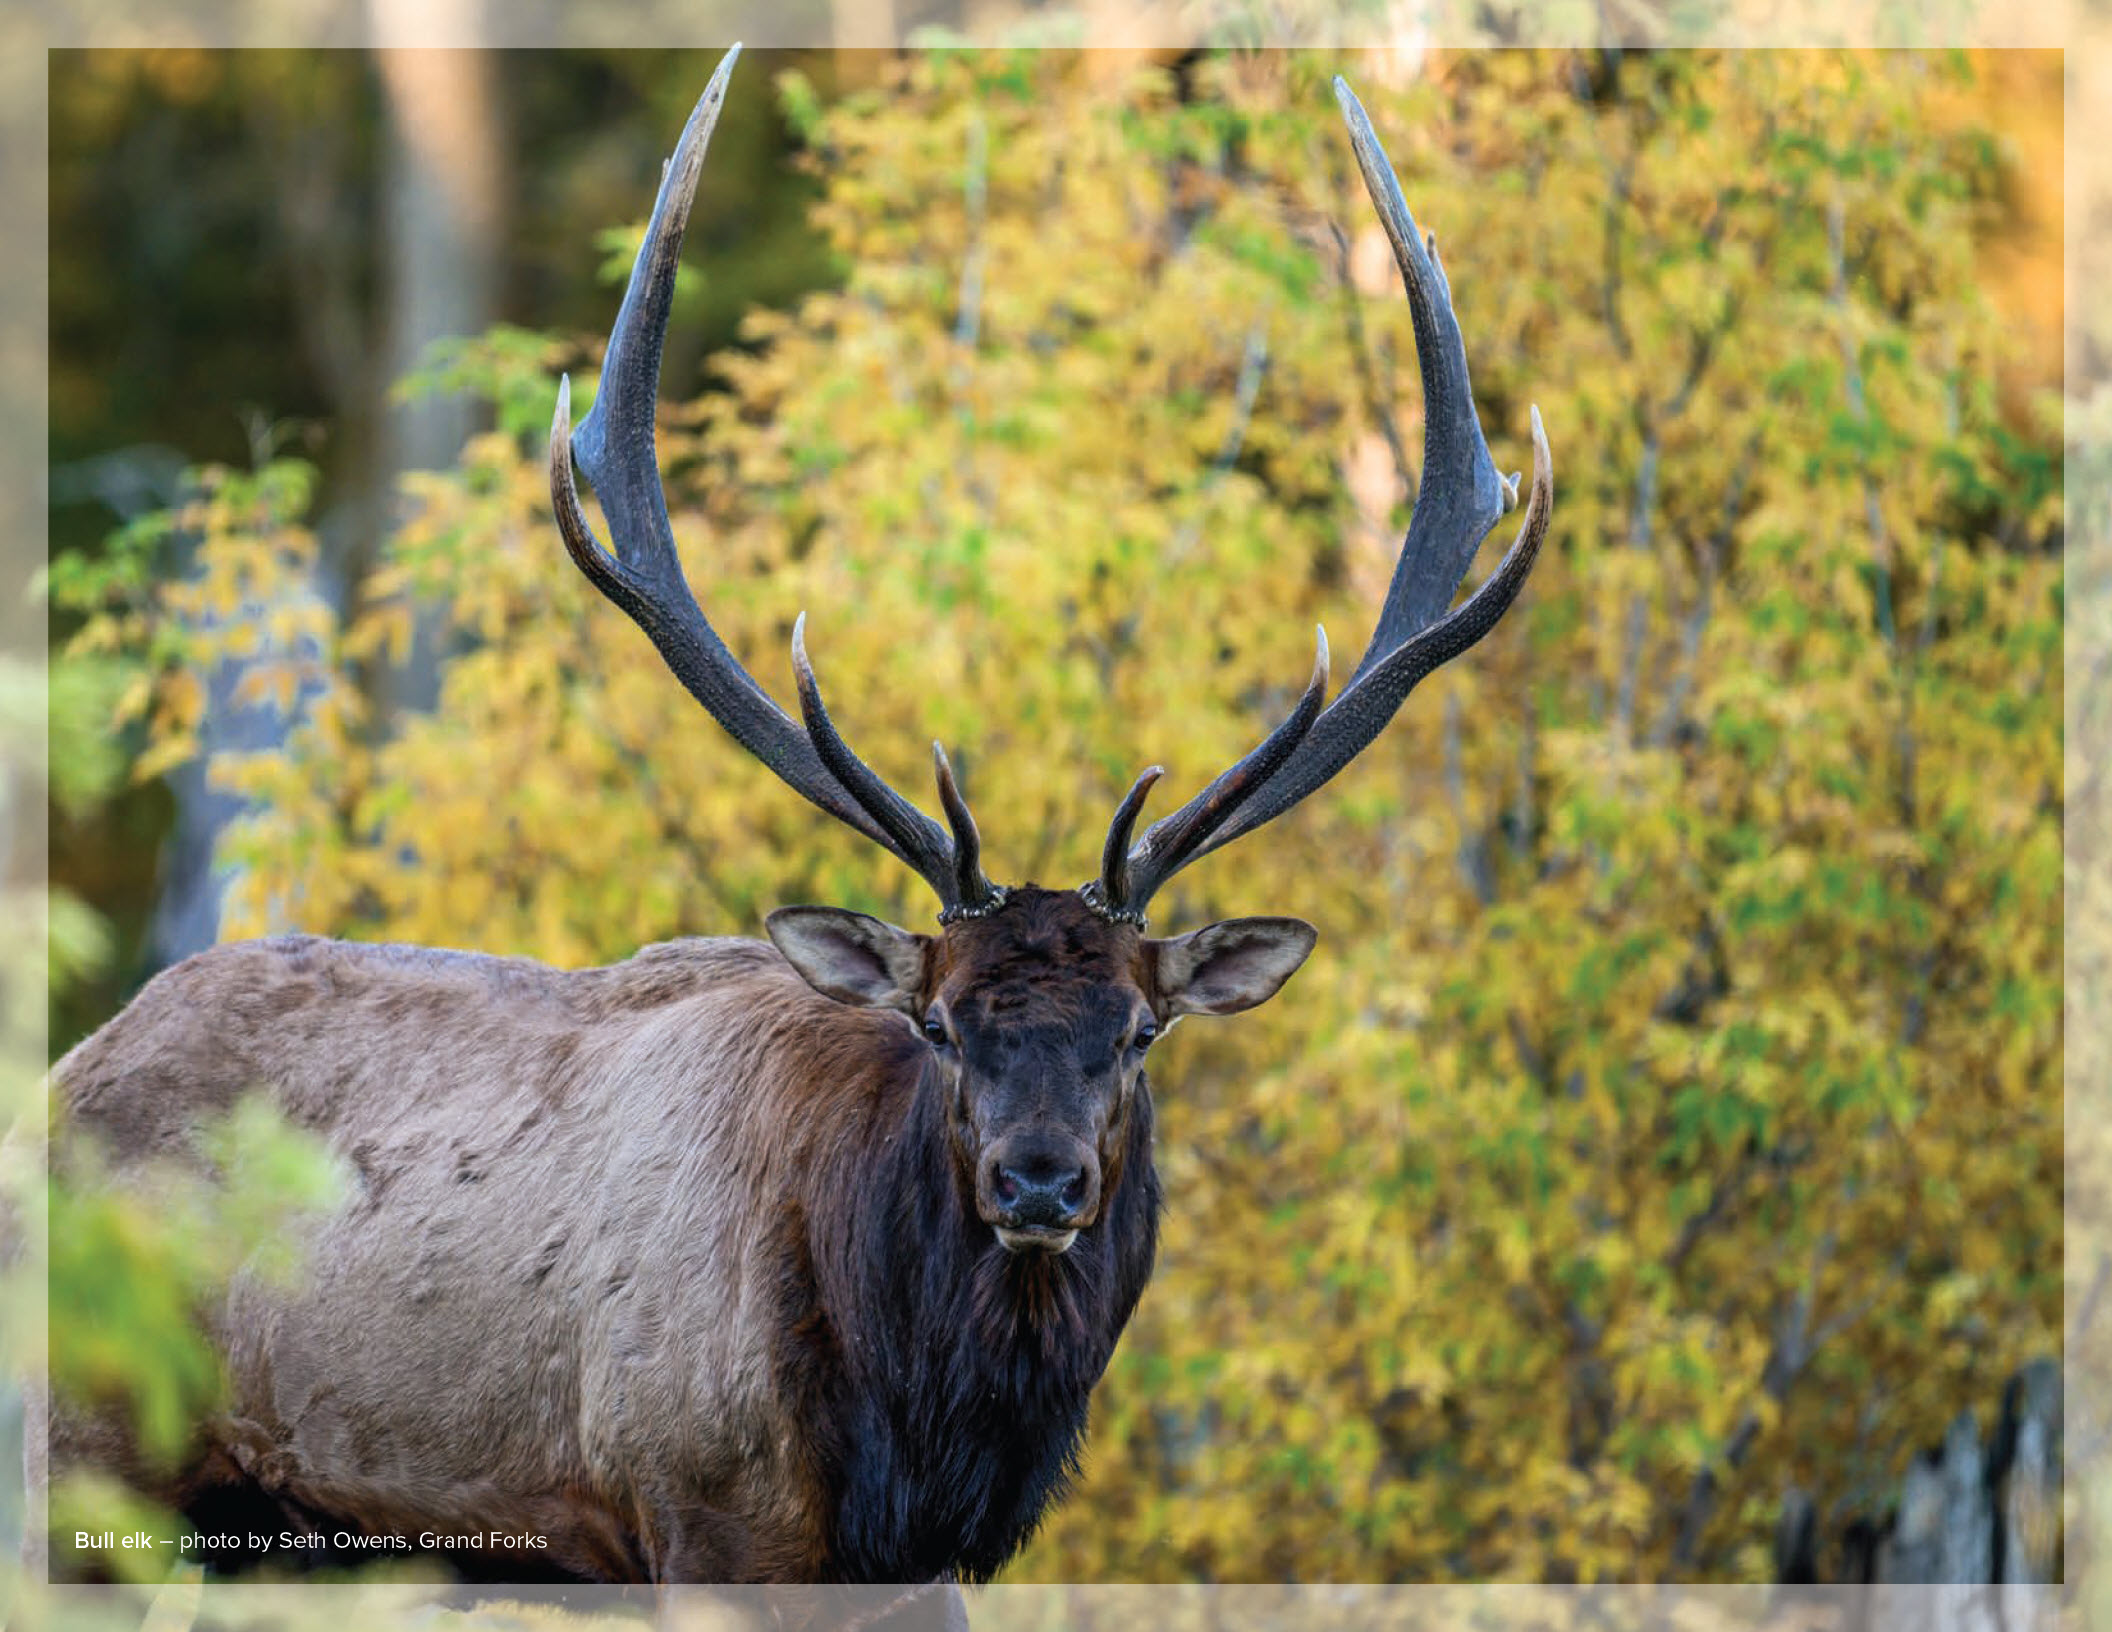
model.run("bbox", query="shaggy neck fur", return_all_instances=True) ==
[808,1055,1160,1584]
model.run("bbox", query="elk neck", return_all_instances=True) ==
[799,1036,1161,1583]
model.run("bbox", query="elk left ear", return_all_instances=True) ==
[1153,917,1318,1018]
[767,907,928,1015]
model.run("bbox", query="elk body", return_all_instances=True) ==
[49,49,1551,1591]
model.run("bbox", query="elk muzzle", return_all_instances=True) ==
[980,1139,1099,1253]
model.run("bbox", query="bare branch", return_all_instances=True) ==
[1509,692,1536,869]
[1672,1231,1838,1570]
[1659,193,1750,424]
[952,112,989,354]
[1561,55,1635,364]
[1612,589,1648,748]
[1612,414,1659,752]
[1164,327,1271,568]
[950,111,994,524]
[1444,690,1494,905]
[1827,192,1897,641]
[1661,1153,1753,1275]
[1648,436,1753,750]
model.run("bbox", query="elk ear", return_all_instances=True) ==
[1152,917,1318,1018]
[767,907,928,1014]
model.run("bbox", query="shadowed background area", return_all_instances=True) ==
[41,46,2061,1589]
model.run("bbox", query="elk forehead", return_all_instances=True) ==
[931,888,1147,1018]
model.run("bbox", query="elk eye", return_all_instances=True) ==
[922,1015,951,1049]
[1130,1023,1158,1055]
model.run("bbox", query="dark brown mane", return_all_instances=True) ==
[803,1027,1159,1584]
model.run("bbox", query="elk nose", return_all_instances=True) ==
[993,1154,1090,1227]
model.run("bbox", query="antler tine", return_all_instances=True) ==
[1088,765,1165,926]
[789,615,988,912]
[789,616,992,912]
[933,743,1005,919]
[1100,628,1330,915]
[551,46,995,918]
[1191,407,1551,863]
[1086,78,1553,922]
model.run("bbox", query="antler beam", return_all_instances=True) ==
[1090,76,1555,923]
[549,46,1002,921]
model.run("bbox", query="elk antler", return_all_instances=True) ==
[1088,76,1555,925]
[548,46,1004,922]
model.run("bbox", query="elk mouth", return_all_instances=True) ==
[994,1225,1079,1255]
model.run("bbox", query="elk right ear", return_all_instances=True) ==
[767,907,928,1015]
[1152,917,1319,1018]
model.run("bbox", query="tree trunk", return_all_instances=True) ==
[1776,1358,2060,1629]
[369,22,504,721]
[152,28,503,961]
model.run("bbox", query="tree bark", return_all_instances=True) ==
[1777,1359,2060,1629]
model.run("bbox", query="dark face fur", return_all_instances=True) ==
[923,894,1154,1252]
[767,887,1316,1257]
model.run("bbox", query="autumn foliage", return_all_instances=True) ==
[51,49,2059,1583]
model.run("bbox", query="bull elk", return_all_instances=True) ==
[48,47,1551,1597]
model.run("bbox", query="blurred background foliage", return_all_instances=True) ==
[38,45,2060,1588]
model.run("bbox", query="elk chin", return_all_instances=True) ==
[994,1225,1079,1256]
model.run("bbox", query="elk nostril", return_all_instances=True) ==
[994,1159,1091,1228]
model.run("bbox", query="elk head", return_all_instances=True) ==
[549,48,1553,1256]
